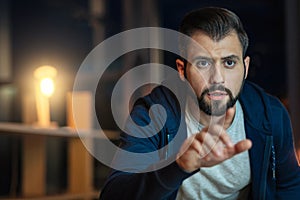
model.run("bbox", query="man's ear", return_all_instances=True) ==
[176,59,185,81]
[243,56,250,79]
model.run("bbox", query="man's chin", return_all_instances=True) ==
[199,100,230,116]
[199,106,227,116]
[209,109,227,116]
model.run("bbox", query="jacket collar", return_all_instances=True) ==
[239,81,272,135]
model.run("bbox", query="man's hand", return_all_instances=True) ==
[176,109,252,173]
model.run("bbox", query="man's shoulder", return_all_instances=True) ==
[134,85,178,109]
[137,78,187,110]
[240,81,289,132]
[241,81,285,110]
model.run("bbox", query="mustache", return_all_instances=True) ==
[202,85,233,97]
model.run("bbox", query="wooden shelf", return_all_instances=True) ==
[0,122,119,140]
[0,122,119,199]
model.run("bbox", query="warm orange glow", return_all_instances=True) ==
[34,65,57,79]
[34,65,57,97]
[33,65,57,127]
[40,77,55,97]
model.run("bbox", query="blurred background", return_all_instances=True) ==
[0,0,299,199]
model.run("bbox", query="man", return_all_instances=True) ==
[100,7,300,199]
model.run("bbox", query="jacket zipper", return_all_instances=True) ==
[259,136,273,200]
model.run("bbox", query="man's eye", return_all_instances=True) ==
[195,60,210,68]
[224,60,236,68]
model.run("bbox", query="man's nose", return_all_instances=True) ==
[209,65,225,84]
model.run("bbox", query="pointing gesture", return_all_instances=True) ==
[176,108,252,172]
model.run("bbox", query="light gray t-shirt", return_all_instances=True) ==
[176,101,251,200]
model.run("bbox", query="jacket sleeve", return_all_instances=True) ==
[99,161,193,200]
[271,98,300,199]
[99,96,194,200]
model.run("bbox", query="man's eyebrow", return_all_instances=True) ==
[190,56,214,63]
[188,55,241,64]
[221,55,241,61]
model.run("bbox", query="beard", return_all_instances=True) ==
[198,84,240,116]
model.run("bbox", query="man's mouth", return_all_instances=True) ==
[207,90,228,100]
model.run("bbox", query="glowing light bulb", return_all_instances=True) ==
[33,65,57,127]
[40,77,55,97]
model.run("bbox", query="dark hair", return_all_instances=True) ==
[179,7,249,57]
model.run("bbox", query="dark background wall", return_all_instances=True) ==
[6,0,287,125]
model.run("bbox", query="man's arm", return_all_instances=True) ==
[99,97,194,200]
[99,161,193,200]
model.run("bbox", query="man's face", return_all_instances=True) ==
[177,31,250,116]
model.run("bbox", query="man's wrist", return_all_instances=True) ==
[176,157,200,173]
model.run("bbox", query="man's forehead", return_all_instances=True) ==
[186,31,243,59]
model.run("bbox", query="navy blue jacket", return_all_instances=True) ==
[100,80,300,200]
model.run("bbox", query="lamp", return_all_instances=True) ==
[33,65,57,127]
